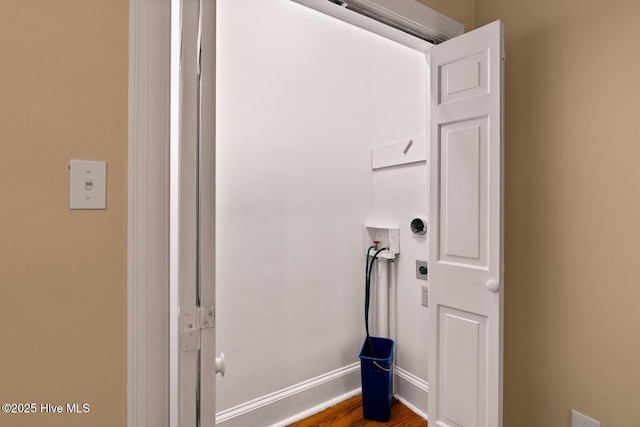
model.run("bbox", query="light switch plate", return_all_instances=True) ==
[69,160,107,209]
[571,410,600,427]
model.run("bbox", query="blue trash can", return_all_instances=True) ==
[359,336,394,422]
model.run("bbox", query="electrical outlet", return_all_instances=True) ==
[416,260,428,280]
[571,410,600,427]
[421,286,429,307]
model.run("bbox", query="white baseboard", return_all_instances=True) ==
[272,389,361,427]
[394,366,429,419]
[216,363,429,426]
[216,363,361,427]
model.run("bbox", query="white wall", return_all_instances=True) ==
[216,0,428,422]
[369,39,430,404]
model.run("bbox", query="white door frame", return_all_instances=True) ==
[127,1,500,426]
[127,0,172,426]
[178,0,217,426]
[127,0,217,425]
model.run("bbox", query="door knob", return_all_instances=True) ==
[215,352,226,377]
[485,279,499,292]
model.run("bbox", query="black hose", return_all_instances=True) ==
[364,246,388,357]
[364,245,375,340]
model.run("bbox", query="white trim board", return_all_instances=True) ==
[372,135,427,170]
[272,389,362,427]
[127,0,172,426]
[291,0,463,53]
[216,363,361,427]
[291,0,429,52]
[395,366,429,418]
[215,363,430,426]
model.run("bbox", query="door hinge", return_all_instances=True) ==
[181,307,215,352]
[200,307,215,329]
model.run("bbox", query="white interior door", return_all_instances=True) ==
[178,0,217,426]
[427,20,504,427]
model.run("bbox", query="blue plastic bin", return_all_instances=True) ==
[359,336,395,422]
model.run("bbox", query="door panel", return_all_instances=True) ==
[440,117,488,266]
[179,0,217,426]
[438,307,487,427]
[198,0,217,425]
[179,1,201,425]
[428,20,504,427]
[439,51,489,104]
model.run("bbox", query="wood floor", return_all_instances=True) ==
[287,395,427,427]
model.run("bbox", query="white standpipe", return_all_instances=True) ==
[375,256,397,339]
[377,259,389,338]
[365,226,400,339]
[388,259,397,342]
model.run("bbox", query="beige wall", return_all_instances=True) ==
[3,0,640,425]
[475,0,640,425]
[0,1,128,426]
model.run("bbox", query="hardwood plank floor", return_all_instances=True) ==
[287,395,427,427]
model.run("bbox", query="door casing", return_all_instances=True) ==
[127,2,501,426]
[127,0,171,426]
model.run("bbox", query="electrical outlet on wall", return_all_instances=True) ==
[416,260,428,280]
[571,410,600,427]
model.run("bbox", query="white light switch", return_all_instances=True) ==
[69,160,107,209]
